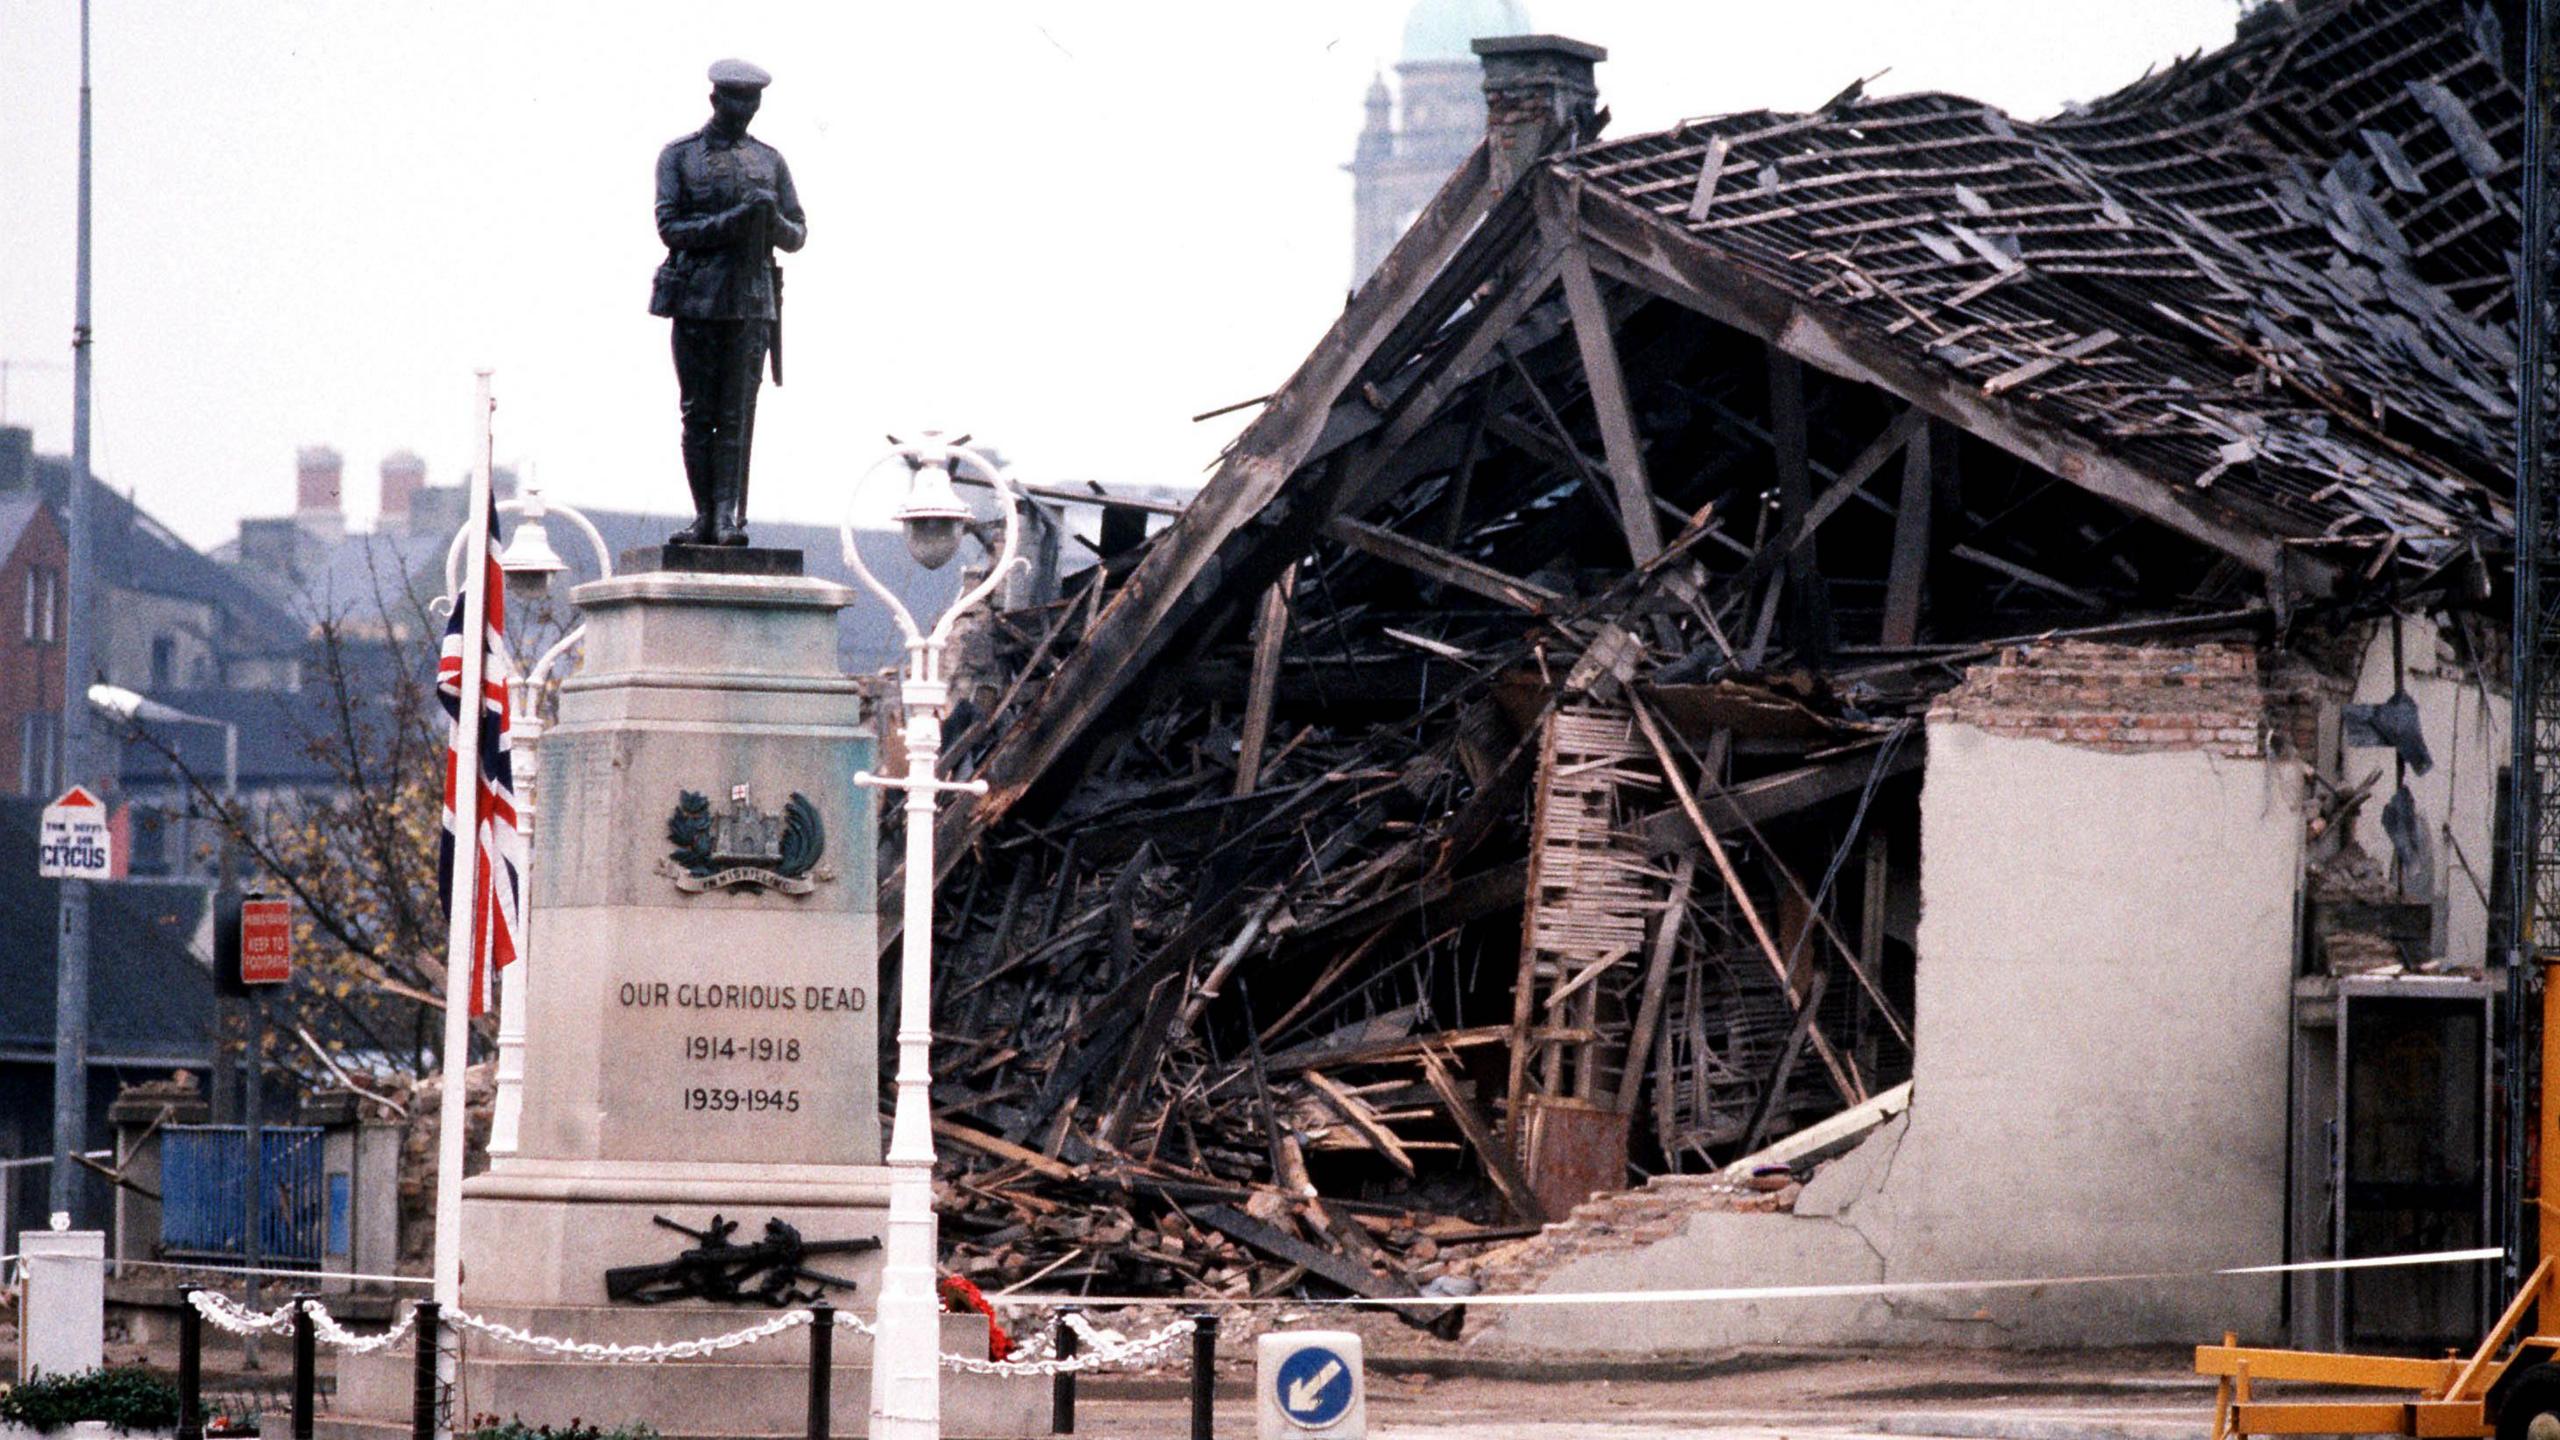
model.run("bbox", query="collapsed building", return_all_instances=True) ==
[900,0,2522,1349]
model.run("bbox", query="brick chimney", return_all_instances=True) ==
[236,517,305,583]
[296,445,344,542]
[377,449,426,528]
[1472,35,1607,191]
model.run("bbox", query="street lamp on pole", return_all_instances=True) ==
[844,432,1024,1440]
[86,684,237,903]
[87,683,249,1337]
[437,471,614,1154]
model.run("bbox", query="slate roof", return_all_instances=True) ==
[940,0,2526,851]
[0,797,216,1064]
[109,687,346,794]
[1555,0,2516,559]
[228,495,1175,676]
[0,494,44,562]
[17,453,308,660]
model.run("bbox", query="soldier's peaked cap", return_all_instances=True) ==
[708,58,772,90]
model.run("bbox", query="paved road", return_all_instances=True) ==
[1065,1368,2219,1439]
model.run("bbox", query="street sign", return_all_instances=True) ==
[239,897,292,985]
[1258,1331,1365,1437]
[36,786,112,880]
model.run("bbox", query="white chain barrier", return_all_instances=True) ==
[308,1303,418,1356]
[186,1285,1201,1376]
[187,1290,301,1335]
[851,1306,1201,1376]
[449,1306,812,1363]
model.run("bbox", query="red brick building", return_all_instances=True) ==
[0,493,66,796]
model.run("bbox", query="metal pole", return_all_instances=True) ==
[843,436,1022,1440]
[807,1302,835,1440]
[1188,1311,1217,1440]
[2515,0,2556,1299]
[428,373,498,1440]
[50,0,96,1228]
[290,1294,315,1440]
[869,641,947,1440]
[242,990,265,1371]
[1050,1307,1078,1434]
[487,690,536,1157]
[409,1301,441,1440]
[217,722,238,902]
[177,1287,204,1440]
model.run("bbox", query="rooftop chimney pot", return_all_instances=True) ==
[296,445,343,513]
[378,449,427,527]
[1472,34,1606,191]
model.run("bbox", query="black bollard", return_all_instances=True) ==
[1188,1310,1217,1440]
[806,1303,834,1440]
[291,1294,316,1440]
[409,1301,440,1440]
[1049,1306,1080,1434]
[177,1288,204,1440]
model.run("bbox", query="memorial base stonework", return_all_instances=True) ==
[324,553,1043,1440]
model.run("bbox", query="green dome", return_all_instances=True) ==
[1399,0,1530,62]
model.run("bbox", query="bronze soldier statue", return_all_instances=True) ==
[652,59,806,547]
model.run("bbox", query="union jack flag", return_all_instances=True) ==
[436,494,524,1018]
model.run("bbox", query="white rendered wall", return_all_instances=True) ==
[1480,721,2304,1352]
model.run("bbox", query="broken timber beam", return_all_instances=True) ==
[1421,1048,1544,1222]
[1626,693,1863,1105]
[1324,515,1561,611]
[1614,857,1696,1115]
[1881,419,1935,646]
[1304,1069,1419,1177]
[1627,735,1925,854]
[1189,1203,1442,1319]
[1556,224,1667,563]
[1232,566,1296,795]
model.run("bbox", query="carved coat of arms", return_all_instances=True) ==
[660,784,833,894]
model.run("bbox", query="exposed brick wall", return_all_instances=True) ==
[1453,1173,1795,1294]
[1927,640,2269,758]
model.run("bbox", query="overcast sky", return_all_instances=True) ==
[0,1,2240,551]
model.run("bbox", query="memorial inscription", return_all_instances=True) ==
[611,978,867,1132]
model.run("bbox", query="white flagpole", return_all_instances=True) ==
[430,369,496,1433]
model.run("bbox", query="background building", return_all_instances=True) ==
[1347,0,1530,285]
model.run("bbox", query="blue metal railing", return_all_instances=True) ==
[160,1126,326,1263]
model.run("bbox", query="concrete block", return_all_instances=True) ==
[22,1230,104,1378]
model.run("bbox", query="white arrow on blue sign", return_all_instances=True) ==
[1274,1342,1355,1429]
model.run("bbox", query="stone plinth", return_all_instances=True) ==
[464,563,887,1309]
[327,555,1041,1438]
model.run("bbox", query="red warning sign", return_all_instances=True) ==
[239,897,292,985]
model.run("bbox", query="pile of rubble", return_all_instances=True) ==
[888,0,2516,1311]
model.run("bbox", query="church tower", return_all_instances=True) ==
[1346,0,1533,287]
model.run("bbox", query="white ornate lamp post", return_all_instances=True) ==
[439,472,614,1154]
[843,432,1023,1440]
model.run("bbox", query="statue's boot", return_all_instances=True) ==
[712,442,750,547]
[667,434,717,546]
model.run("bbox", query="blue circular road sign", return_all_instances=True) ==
[1274,1341,1355,1429]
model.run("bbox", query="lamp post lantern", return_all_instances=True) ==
[844,433,1024,1440]
[438,471,614,1154]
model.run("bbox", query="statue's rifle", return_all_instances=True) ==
[602,1214,879,1306]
